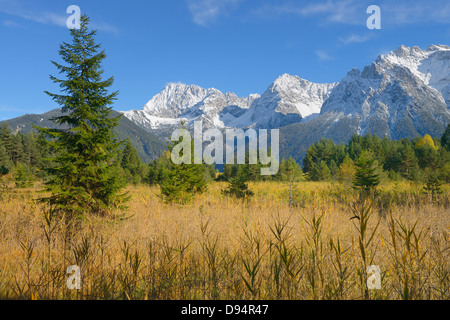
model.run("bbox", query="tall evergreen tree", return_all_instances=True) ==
[146,151,171,185]
[0,144,9,174]
[35,14,127,217]
[222,165,254,200]
[12,133,25,166]
[286,157,304,181]
[0,143,7,164]
[441,124,450,151]
[353,150,381,195]
[121,140,144,184]
[159,128,208,204]
[399,142,419,180]
[0,124,13,162]
[311,161,331,181]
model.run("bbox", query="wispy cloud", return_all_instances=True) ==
[252,0,363,25]
[186,0,242,26]
[339,34,372,44]
[252,0,450,26]
[382,0,450,25]
[316,50,334,61]
[3,19,18,27]
[0,0,118,33]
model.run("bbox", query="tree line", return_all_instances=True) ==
[0,123,148,188]
[302,128,450,184]
[2,121,450,198]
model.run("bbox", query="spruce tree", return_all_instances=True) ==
[399,142,419,180]
[441,124,450,151]
[353,150,381,195]
[329,160,339,179]
[121,140,144,184]
[0,124,13,162]
[13,133,25,166]
[286,157,304,182]
[146,151,171,185]
[0,144,8,169]
[159,129,208,204]
[222,165,254,200]
[311,161,331,181]
[35,14,127,218]
[424,173,442,200]
[14,163,33,189]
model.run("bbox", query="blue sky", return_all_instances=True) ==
[1,0,450,120]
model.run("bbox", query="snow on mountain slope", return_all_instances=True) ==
[180,91,259,128]
[123,83,258,130]
[142,83,210,118]
[319,44,450,140]
[230,74,337,128]
[122,74,336,131]
[378,44,450,106]
[121,109,181,132]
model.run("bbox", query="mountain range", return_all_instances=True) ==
[122,74,337,132]
[121,44,450,162]
[2,44,449,164]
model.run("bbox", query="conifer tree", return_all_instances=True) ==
[441,124,450,151]
[13,133,25,165]
[35,14,127,218]
[353,150,381,195]
[329,159,339,179]
[338,155,356,186]
[0,144,8,169]
[121,140,144,184]
[424,173,442,200]
[14,163,33,189]
[222,165,254,200]
[159,128,208,204]
[0,124,13,162]
[311,161,331,181]
[286,157,304,182]
[147,151,171,185]
[399,142,419,180]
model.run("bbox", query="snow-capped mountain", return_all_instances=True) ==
[122,44,449,153]
[122,74,336,133]
[318,44,450,140]
[123,83,259,132]
[378,45,450,106]
[229,74,337,128]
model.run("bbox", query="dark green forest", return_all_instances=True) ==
[1,122,449,189]
[0,122,148,188]
[1,122,450,189]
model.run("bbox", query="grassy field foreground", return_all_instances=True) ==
[0,181,449,300]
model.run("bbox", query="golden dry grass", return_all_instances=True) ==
[0,181,449,300]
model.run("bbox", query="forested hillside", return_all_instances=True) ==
[0,122,153,187]
[1,109,165,163]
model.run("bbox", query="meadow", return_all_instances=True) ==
[0,180,449,300]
